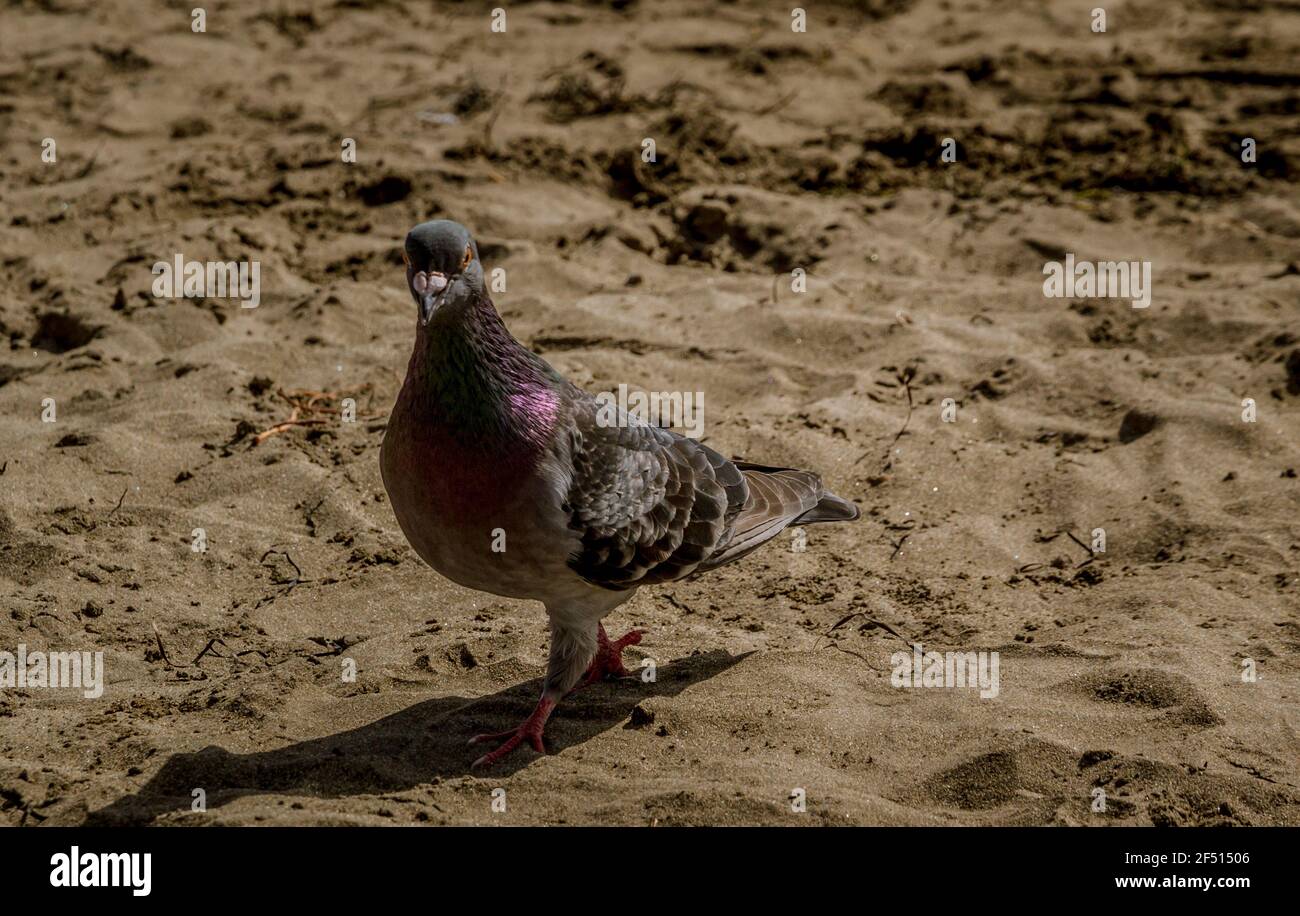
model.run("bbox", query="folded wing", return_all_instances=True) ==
[563,405,857,590]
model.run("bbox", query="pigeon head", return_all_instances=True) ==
[402,220,484,325]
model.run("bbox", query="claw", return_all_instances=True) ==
[467,727,518,746]
[466,626,647,767]
[579,625,645,686]
[471,726,547,769]
[468,696,556,768]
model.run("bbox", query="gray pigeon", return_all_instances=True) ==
[381,220,860,767]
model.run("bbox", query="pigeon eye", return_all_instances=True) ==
[460,245,473,271]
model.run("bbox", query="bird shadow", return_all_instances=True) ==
[83,648,748,825]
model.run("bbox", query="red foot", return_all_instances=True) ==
[579,623,644,687]
[467,625,645,768]
[468,696,556,769]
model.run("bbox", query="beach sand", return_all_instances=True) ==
[0,0,1297,825]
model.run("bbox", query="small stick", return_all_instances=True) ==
[829,644,879,668]
[72,144,104,180]
[151,623,176,669]
[192,638,229,665]
[1065,531,1094,555]
[855,366,915,467]
[817,611,911,649]
[260,548,303,586]
[253,384,383,446]
[754,89,798,116]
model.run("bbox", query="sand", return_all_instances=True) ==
[0,0,1297,826]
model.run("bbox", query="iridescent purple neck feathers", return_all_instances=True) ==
[401,294,561,453]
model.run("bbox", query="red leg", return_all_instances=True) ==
[578,623,644,687]
[468,625,645,768]
[468,695,557,769]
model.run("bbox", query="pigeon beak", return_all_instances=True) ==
[419,289,439,325]
[413,271,450,325]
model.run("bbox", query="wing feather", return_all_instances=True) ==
[562,402,856,589]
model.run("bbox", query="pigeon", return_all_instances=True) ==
[380,220,860,768]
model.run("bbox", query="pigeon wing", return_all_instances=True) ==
[694,462,849,570]
[563,410,747,590]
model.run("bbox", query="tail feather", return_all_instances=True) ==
[794,491,860,525]
[696,461,860,572]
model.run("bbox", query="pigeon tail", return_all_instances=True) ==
[794,491,860,525]
[692,461,859,572]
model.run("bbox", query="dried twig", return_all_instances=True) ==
[829,280,855,300]
[828,644,879,667]
[260,548,304,586]
[72,144,104,180]
[855,365,916,468]
[811,608,915,665]
[151,623,176,669]
[192,638,230,665]
[660,593,693,614]
[253,385,381,446]
[831,611,909,644]
[754,88,798,116]
[1065,531,1094,556]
